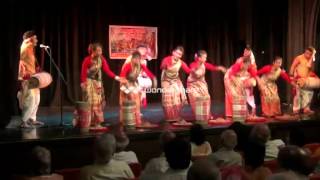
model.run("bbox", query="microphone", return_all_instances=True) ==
[40,44,50,49]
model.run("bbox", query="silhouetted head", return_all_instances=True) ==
[94,133,116,164]
[165,138,191,170]
[187,159,221,180]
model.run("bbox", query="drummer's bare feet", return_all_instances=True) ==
[303,108,314,114]
[139,121,153,127]
[29,119,44,126]
[21,121,34,128]
[91,123,103,128]
[177,118,191,125]
[293,109,300,114]
[262,114,272,118]
[251,108,256,117]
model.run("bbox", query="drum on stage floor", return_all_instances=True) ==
[28,72,52,89]
[122,100,136,127]
[195,96,210,121]
[73,101,91,129]
[232,96,247,122]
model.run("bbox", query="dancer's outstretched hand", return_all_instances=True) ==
[118,77,128,84]
[218,66,227,73]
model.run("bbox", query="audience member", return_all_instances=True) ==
[208,129,242,167]
[189,124,212,156]
[159,138,192,180]
[250,124,285,161]
[112,125,139,164]
[228,122,252,151]
[187,159,221,180]
[268,145,315,180]
[80,133,134,180]
[243,141,272,180]
[17,146,63,180]
[140,130,176,180]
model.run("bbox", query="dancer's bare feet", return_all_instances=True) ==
[20,121,34,128]
[251,108,256,117]
[303,108,314,114]
[29,119,44,126]
[293,110,300,115]
[92,124,103,128]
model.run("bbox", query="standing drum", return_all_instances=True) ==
[195,96,211,121]
[28,72,53,89]
[122,100,136,127]
[232,96,247,122]
[299,77,320,90]
[73,101,91,129]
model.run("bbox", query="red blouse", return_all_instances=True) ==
[80,55,116,83]
[257,65,291,83]
[160,56,191,74]
[229,61,257,77]
[190,59,219,71]
[120,63,155,79]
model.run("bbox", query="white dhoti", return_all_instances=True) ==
[293,87,314,112]
[17,88,40,122]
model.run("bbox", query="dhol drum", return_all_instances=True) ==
[73,101,91,129]
[232,96,247,122]
[195,96,211,121]
[298,77,320,90]
[121,100,137,127]
[28,72,53,89]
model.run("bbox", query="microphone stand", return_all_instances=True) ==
[43,47,68,127]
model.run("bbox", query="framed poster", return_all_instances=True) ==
[109,25,158,59]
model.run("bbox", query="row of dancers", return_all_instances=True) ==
[79,42,318,127]
[17,30,318,128]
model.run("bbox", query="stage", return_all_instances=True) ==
[2,103,320,178]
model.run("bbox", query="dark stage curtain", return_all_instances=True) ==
[0,0,319,127]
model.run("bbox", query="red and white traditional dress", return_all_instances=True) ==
[120,63,155,125]
[161,56,190,121]
[236,56,257,112]
[122,55,152,107]
[187,59,221,119]
[256,65,291,116]
[224,61,256,117]
[80,55,117,126]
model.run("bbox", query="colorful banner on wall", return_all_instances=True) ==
[109,25,158,59]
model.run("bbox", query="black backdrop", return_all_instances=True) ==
[0,0,319,127]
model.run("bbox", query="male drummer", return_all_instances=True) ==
[290,46,317,114]
[17,30,44,128]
